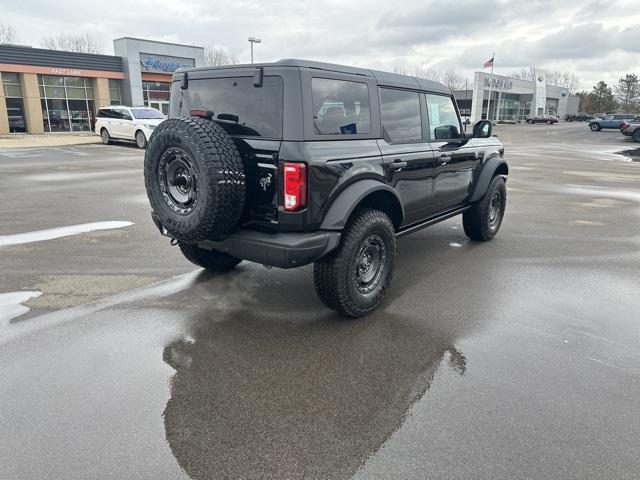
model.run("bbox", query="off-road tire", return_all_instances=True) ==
[590,123,601,131]
[135,130,147,149]
[144,117,245,242]
[633,130,640,142]
[101,128,111,145]
[179,242,241,272]
[314,209,396,318]
[463,175,507,241]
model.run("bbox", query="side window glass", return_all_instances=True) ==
[380,88,422,143]
[110,109,123,120]
[425,94,461,140]
[311,78,371,135]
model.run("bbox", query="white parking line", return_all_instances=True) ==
[0,291,42,322]
[0,221,134,247]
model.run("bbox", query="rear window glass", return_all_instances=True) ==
[380,88,422,143]
[131,108,165,119]
[311,78,371,135]
[171,76,283,138]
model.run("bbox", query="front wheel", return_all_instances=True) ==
[546,120,552,125]
[463,175,507,241]
[135,130,148,149]
[590,123,601,131]
[633,130,640,142]
[314,209,396,318]
[178,242,241,272]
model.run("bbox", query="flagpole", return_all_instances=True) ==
[486,52,495,122]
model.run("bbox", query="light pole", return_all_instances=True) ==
[248,37,262,64]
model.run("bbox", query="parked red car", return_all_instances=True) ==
[526,115,558,124]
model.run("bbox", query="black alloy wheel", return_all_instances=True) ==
[158,147,198,216]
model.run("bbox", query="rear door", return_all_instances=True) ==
[425,93,478,212]
[377,87,435,226]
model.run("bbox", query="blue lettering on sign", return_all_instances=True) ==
[140,56,193,73]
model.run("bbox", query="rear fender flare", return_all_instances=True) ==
[470,155,509,202]
[319,179,404,230]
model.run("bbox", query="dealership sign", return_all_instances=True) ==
[484,77,513,91]
[139,53,195,73]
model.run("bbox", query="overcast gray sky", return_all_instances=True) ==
[2,0,639,90]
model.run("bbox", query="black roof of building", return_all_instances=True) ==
[0,44,123,72]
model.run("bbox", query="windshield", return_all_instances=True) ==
[131,108,165,119]
[171,76,283,138]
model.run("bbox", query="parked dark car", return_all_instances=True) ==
[565,112,594,122]
[589,113,638,131]
[526,115,558,124]
[143,60,508,317]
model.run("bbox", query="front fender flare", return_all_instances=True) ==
[470,155,509,203]
[319,179,404,230]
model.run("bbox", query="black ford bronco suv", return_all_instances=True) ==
[144,60,508,317]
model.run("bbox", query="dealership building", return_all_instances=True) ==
[454,71,579,123]
[0,37,204,134]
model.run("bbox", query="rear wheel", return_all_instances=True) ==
[463,175,507,241]
[546,120,552,125]
[179,242,241,272]
[314,209,396,318]
[135,130,147,149]
[590,123,601,131]
[101,128,111,145]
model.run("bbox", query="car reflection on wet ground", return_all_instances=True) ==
[1,123,640,479]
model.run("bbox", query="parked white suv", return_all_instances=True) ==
[95,106,166,149]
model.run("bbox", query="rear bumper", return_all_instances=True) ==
[151,212,340,269]
[198,230,341,268]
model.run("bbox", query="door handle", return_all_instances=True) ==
[438,153,452,165]
[390,160,408,170]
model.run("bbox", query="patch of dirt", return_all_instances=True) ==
[26,274,160,309]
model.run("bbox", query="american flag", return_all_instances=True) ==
[483,56,494,69]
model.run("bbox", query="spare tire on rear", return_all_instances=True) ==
[144,117,246,242]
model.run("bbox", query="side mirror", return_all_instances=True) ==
[473,120,492,138]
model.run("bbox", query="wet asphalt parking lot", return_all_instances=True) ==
[1,123,639,479]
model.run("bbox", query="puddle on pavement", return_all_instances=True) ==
[162,310,467,480]
[616,147,640,162]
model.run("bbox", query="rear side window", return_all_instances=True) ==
[172,76,283,138]
[97,109,112,118]
[380,88,422,143]
[425,94,461,140]
[311,78,371,135]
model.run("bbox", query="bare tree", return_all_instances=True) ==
[414,67,441,82]
[204,46,239,66]
[561,72,580,93]
[442,70,466,91]
[0,22,19,44]
[40,33,103,54]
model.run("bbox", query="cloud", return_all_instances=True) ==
[1,0,639,88]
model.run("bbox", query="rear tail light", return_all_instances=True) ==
[282,162,306,211]
[621,122,630,129]
[190,109,214,119]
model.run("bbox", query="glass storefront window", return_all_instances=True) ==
[108,79,122,105]
[38,74,95,132]
[142,81,170,111]
[2,72,27,133]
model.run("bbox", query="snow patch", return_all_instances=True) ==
[0,291,42,322]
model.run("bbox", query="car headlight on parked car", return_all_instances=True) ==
[145,124,156,130]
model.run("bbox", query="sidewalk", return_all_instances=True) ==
[0,133,100,149]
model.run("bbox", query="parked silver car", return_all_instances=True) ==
[620,118,640,142]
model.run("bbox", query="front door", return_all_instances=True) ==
[424,93,479,212]
[378,87,435,226]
